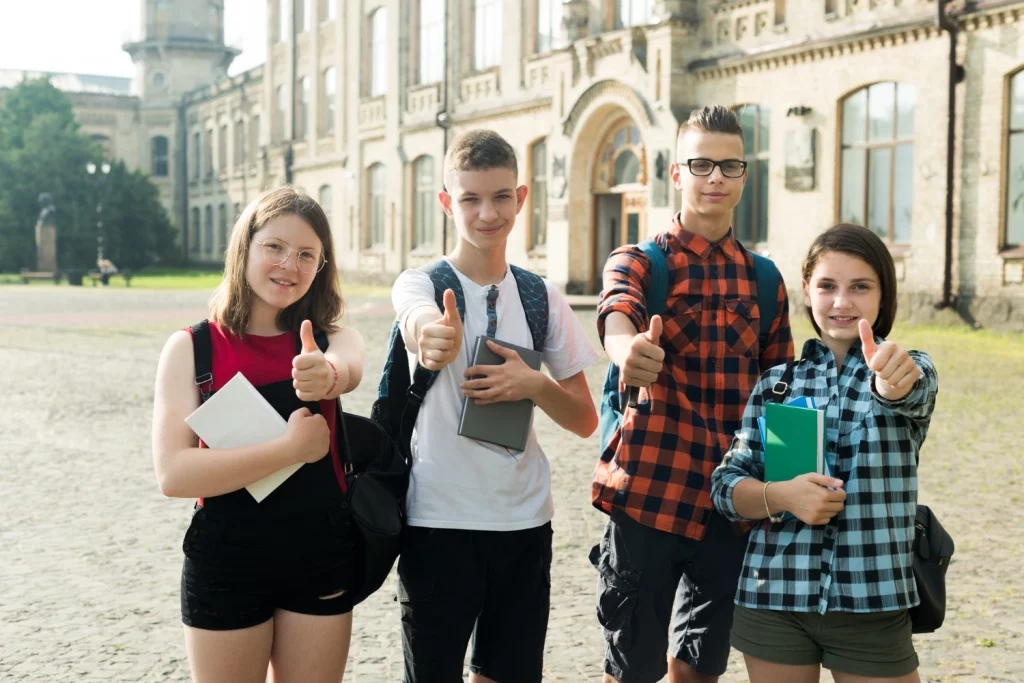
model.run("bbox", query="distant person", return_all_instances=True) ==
[97,258,117,286]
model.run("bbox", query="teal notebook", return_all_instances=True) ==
[763,402,826,482]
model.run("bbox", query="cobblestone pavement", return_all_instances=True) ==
[0,285,1021,682]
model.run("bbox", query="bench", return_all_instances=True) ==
[87,269,134,287]
[19,270,61,284]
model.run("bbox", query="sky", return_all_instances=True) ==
[0,0,267,78]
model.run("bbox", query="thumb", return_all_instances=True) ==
[646,315,663,343]
[291,407,312,420]
[806,473,844,489]
[300,320,318,353]
[858,319,876,360]
[486,339,516,359]
[441,289,459,326]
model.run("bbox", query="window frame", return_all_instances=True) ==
[528,138,548,249]
[369,8,388,97]
[412,155,436,249]
[473,0,502,71]
[367,163,387,248]
[322,67,336,135]
[151,135,169,177]
[731,103,770,245]
[1003,68,1024,251]
[417,0,445,85]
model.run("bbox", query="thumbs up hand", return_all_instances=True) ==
[621,314,666,389]
[292,319,335,401]
[858,319,920,401]
[418,289,463,371]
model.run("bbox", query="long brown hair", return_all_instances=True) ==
[209,187,344,336]
[801,223,897,338]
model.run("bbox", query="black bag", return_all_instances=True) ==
[762,366,954,633]
[908,504,954,633]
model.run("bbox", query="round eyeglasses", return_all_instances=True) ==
[254,238,326,274]
[684,158,748,178]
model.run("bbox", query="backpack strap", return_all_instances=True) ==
[624,239,669,408]
[751,252,780,353]
[190,319,214,402]
[760,361,798,405]
[509,264,549,352]
[420,259,466,322]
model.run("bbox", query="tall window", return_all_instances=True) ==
[234,202,242,221]
[319,184,333,219]
[530,139,548,247]
[297,0,311,32]
[322,67,336,134]
[151,136,169,177]
[204,128,213,176]
[615,0,653,28]
[276,85,287,141]
[192,131,201,179]
[204,205,214,256]
[322,0,336,21]
[190,207,200,252]
[218,123,228,171]
[733,104,770,243]
[536,0,564,53]
[413,156,435,248]
[279,0,289,42]
[218,204,228,255]
[370,8,388,97]
[234,120,245,167]
[419,0,445,84]
[368,163,386,247]
[840,82,915,243]
[1005,70,1024,247]
[474,0,502,70]
[249,114,260,164]
[297,77,310,139]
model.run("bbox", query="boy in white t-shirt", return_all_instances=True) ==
[391,129,599,683]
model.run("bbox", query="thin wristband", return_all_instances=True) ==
[763,481,783,523]
[325,358,339,396]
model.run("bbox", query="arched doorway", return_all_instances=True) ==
[591,118,647,291]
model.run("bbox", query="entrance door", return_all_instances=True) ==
[621,191,646,245]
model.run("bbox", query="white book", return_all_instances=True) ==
[184,372,300,503]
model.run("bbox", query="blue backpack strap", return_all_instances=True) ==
[509,265,549,352]
[636,239,668,317]
[751,252,780,351]
[420,259,466,322]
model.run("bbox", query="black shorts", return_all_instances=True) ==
[398,523,553,683]
[180,503,356,631]
[591,508,748,683]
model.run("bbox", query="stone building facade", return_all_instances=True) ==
[6,0,1024,327]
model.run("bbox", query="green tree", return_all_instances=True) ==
[0,77,177,272]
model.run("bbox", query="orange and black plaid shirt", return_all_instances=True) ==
[593,218,794,540]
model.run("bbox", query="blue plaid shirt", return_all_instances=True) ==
[711,337,938,614]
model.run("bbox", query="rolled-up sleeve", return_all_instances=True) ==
[596,245,652,346]
[712,371,774,521]
[871,350,938,448]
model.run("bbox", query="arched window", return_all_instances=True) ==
[839,82,915,242]
[367,163,386,247]
[297,77,310,139]
[204,206,214,256]
[536,0,564,54]
[218,204,228,255]
[732,104,770,243]
[190,207,201,253]
[319,184,333,219]
[1005,69,1024,248]
[474,0,502,70]
[529,139,548,248]
[370,9,388,97]
[594,122,645,191]
[151,136,169,177]
[218,123,228,171]
[276,85,287,141]
[419,0,445,84]
[322,67,336,135]
[412,156,435,248]
[234,120,245,167]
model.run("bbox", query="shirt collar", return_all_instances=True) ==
[669,213,742,261]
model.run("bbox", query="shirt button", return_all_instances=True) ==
[711,266,719,277]
[828,441,836,450]
[825,528,835,538]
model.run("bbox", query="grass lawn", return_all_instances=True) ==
[0,268,392,296]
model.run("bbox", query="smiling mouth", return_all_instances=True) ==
[271,278,296,287]
[477,225,503,233]
[829,315,857,322]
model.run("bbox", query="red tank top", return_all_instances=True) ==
[187,321,346,495]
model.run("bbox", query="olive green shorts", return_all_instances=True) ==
[731,605,919,678]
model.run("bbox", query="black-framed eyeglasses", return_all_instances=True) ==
[684,158,748,178]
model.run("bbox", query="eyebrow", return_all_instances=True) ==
[816,276,877,283]
[264,237,320,251]
[459,187,515,197]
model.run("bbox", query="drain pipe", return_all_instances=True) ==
[936,0,963,309]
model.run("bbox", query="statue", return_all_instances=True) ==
[34,193,58,273]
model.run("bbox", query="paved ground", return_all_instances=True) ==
[0,285,1021,682]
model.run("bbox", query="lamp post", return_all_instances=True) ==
[86,162,111,263]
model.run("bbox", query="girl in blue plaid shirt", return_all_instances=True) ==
[712,224,939,683]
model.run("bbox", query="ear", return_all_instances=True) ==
[515,184,529,213]
[669,162,686,191]
[438,190,454,218]
[801,279,812,308]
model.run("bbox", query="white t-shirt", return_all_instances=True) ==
[391,259,598,531]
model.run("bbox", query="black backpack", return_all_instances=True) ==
[762,363,954,633]
[190,320,409,606]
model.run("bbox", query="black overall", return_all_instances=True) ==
[180,324,354,630]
